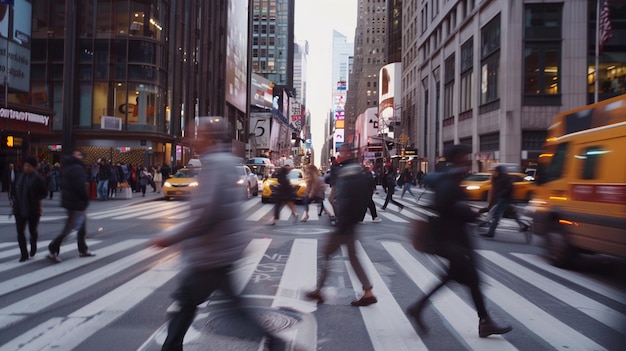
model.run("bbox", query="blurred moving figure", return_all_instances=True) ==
[267,165,298,225]
[301,164,330,222]
[150,117,285,351]
[47,150,95,263]
[307,144,378,307]
[12,156,47,262]
[481,165,529,237]
[406,144,512,338]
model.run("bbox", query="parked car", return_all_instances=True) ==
[163,168,200,200]
[237,165,259,199]
[261,168,307,203]
[246,157,275,179]
[461,172,535,202]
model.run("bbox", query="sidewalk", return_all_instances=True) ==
[0,188,163,217]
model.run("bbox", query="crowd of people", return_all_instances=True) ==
[4,135,517,348]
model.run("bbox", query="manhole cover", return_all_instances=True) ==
[203,307,302,338]
[274,227,331,235]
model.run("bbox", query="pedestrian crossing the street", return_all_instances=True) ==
[0,233,623,351]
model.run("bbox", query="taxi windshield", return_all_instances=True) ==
[174,170,197,178]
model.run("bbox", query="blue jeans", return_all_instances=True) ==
[97,180,109,199]
[401,182,414,197]
[488,198,510,235]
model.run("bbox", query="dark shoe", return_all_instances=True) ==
[19,256,28,262]
[351,295,377,307]
[305,290,325,304]
[479,231,495,238]
[79,251,96,257]
[30,244,37,257]
[479,316,512,338]
[519,223,529,232]
[399,205,404,212]
[47,252,62,263]
[406,300,428,332]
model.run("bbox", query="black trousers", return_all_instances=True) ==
[15,214,40,259]
[49,209,89,255]
[421,244,488,319]
[381,189,402,210]
[360,198,377,221]
[162,266,269,351]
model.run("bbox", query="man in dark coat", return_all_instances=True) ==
[306,144,378,307]
[12,156,48,262]
[96,158,111,200]
[406,144,512,338]
[47,150,95,263]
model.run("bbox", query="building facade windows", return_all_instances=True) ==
[460,38,473,115]
[480,15,500,112]
[443,53,455,119]
[523,4,562,105]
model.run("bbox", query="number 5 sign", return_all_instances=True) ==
[250,115,271,149]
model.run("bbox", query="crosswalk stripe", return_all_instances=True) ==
[246,203,274,221]
[0,215,66,224]
[272,238,318,313]
[0,240,102,273]
[477,250,626,334]
[511,253,626,305]
[476,268,608,350]
[139,207,190,220]
[270,239,318,350]
[240,198,259,212]
[0,254,180,351]
[88,201,172,219]
[343,241,427,350]
[0,240,158,330]
[110,203,180,220]
[0,243,15,250]
[232,238,273,295]
[0,239,147,297]
[381,241,517,351]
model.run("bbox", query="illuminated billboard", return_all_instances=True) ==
[225,0,248,112]
[250,73,274,110]
[378,62,402,124]
[0,0,31,92]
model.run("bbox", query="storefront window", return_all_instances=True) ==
[96,0,114,38]
[92,82,109,127]
[79,82,93,128]
[125,83,159,131]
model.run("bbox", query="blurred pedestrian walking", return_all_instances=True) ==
[96,158,111,200]
[301,164,330,222]
[306,145,378,307]
[380,166,404,212]
[47,150,95,263]
[399,168,415,199]
[406,144,512,338]
[150,116,286,351]
[481,165,528,237]
[12,156,47,262]
[267,165,298,225]
[360,166,381,223]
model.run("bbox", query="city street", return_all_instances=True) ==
[0,187,624,351]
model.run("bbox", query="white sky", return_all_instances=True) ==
[295,0,357,166]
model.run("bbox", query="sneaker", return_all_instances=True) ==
[479,316,512,338]
[47,252,62,263]
[372,217,382,223]
[351,295,378,307]
[79,251,96,257]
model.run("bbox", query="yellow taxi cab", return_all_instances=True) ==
[461,172,535,202]
[261,168,307,203]
[163,168,200,200]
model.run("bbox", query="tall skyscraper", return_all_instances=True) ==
[251,0,295,88]
[293,40,309,105]
[346,0,387,143]
[328,30,353,155]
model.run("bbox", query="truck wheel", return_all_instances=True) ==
[546,228,576,268]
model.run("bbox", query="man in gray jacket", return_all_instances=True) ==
[150,117,284,351]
